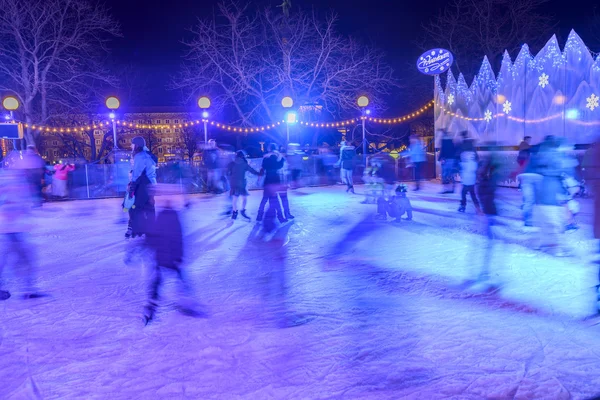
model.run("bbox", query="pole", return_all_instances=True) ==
[10,111,16,150]
[286,123,290,145]
[112,118,117,150]
[362,117,366,167]
[85,164,90,199]
[203,120,208,144]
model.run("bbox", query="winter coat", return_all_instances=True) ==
[228,157,260,189]
[339,146,356,170]
[438,138,456,162]
[583,140,600,239]
[0,169,34,234]
[53,164,75,180]
[132,150,157,185]
[535,147,566,206]
[262,153,285,185]
[148,208,183,269]
[459,151,478,186]
[203,148,220,169]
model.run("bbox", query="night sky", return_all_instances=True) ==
[104,0,598,109]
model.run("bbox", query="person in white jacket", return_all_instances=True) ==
[458,151,481,213]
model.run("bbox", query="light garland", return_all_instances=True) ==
[367,100,435,124]
[11,100,436,133]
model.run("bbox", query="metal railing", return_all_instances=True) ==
[31,154,437,200]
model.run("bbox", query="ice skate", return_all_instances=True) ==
[231,210,238,220]
[0,290,10,301]
[458,206,466,213]
[240,209,251,220]
[285,213,295,220]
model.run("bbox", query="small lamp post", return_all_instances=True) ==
[2,95,20,148]
[198,96,211,144]
[357,95,369,166]
[105,96,120,149]
[281,96,294,145]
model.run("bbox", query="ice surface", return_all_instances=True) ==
[1,183,600,399]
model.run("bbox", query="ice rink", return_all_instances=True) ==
[2,182,600,399]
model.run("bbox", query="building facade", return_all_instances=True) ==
[38,107,202,164]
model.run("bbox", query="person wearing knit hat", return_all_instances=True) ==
[132,136,146,150]
[127,135,158,238]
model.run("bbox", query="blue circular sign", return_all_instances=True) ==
[417,49,454,75]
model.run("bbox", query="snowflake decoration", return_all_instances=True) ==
[447,94,455,105]
[484,110,492,122]
[503,101,512,114]
[539,73,549,89]
[586,94,599,111]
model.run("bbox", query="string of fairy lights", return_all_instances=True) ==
[6,98,567,133]
[5,101,436,133]
[439,105,565,124]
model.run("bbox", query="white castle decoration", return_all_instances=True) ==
[434,30,600,146]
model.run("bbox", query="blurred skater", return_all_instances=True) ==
[377,184,413,222]
[534,136,571,256]
[257,144,293,225]
[408,135,426,191]
[458,150,481,213]
[24,146,45,207]
[287,143,303,189]
[129,137,157,238]
[228,150,261,220]
[476,142,501,282]
[0,153,46,300]
[143,196,202,325]
[52,161,75,199]
[204,139,223,194]
[438,130,457,194]
[517,144,543,227]
[338,141,356,193]
[583,138,600,315]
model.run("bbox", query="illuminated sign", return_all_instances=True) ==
[417,49,453,75]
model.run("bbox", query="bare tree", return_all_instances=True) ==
[423,0,555,77]
[174,2,398,128]
[0,0,120,147]
[177,127,200,162]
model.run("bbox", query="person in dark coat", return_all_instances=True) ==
[438,130,457,194]
[129,136,157,238]
[143,199,200,325]
[228,150,260,220]
[338,141,356,193]
[257,143,293,225]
